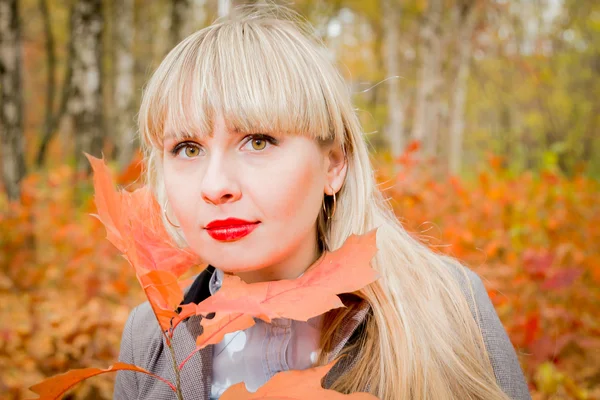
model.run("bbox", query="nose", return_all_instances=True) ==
[200,154,241,206]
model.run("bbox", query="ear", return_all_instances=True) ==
[324,144,347,195]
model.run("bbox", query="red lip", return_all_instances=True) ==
[205,218,258,229]
[205,218,260,242]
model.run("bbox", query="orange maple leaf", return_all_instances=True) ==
[138,269,184,333]
[86,154,202,278]
[219,359,378,399]
[178,230,379,323]
[87,155,205,333]
[177,230,379,370]
[28,362,176,399]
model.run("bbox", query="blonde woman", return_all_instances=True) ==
[114,6,531,400]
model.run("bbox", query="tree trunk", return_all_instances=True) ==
[36,0,70,167]
[114,0,136,169]
[411,0,443,156]
[382,0,404,160]
[218,0,231,18]
[70,0,104,174]
[449,2,478,175]
[0,0,26,200]
[171,0,193,47]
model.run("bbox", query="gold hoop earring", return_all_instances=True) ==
[323,187,337,221]
[163,199,180,228]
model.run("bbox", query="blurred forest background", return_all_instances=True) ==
[0,0,598,399]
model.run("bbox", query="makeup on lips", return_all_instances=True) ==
[204,218,260,242]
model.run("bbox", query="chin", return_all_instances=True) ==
[217,264,263,274]
[207,256,273,274]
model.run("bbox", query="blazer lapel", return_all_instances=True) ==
[323,298,371,388]
[175,266,216,399]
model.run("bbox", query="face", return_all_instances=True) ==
[162,114,347,283]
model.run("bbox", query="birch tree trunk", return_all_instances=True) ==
[382,0,404,159]
[218,0,231,18]
[449,2,479,175]
[114,0,136,169]
[70,0,104,174]
[0,0,26,200]
[37,0,72,167]
[171,0,193,47]
[411,0,443,156]
[37,0,56,166]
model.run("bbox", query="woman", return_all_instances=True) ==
[114,5,531,400]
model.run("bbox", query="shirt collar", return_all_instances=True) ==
[208,267,224,296]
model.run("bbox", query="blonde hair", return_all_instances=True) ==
[137,5,511,400]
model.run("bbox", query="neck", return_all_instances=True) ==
[234,235,322,284]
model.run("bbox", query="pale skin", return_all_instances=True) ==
[162,114,347,283]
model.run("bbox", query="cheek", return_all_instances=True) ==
[162,162,203,225]
[257,156,324,222]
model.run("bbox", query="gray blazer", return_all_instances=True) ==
[113,265,531,399]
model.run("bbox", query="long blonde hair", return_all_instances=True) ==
[137,5,511,400]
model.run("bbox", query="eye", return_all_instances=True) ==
[242,134,278,152]
[184,146,200,157]
[171,141,203,158]
[250,137,267,151]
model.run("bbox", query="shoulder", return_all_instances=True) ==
[443,259,532,400]
[123,301,164,364]
[444,260,493,318]
[443,260,512,347]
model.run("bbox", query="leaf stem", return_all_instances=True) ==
[168,339,184,400]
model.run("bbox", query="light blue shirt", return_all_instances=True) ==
[208,269,323,399]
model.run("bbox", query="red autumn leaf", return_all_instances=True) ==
[86,154,202,277]
[522,249,554,280]
[405,140,421,153]
[524,313,540,346]
[219,359,377,399]
[28,362,176,400]
[541,268,584,290]
[529,334,576,363]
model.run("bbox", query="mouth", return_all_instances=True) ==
[204,218,260,242]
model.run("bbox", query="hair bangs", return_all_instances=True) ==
[140,15,347,151]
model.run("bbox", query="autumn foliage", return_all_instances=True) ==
[1,145,599,399]
[19,156,380,399]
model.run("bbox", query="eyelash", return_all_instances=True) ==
[170,134,278,157]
